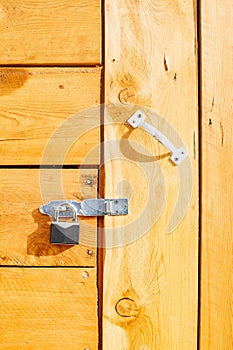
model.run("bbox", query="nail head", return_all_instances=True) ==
[82,271,89,279]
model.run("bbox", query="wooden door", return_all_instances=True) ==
[0,1,101,349]
[1,1,232,349]
[101,1,233,349]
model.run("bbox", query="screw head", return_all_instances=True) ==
[87,249,93,256]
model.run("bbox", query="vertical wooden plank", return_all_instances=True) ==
[104,1,198,349]
[200,1,233,348]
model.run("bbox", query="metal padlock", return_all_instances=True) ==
[50,203,80,245]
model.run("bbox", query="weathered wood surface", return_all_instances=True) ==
[200,1,233,348]
[103,1,198,349]
[0,0,101,65]
[0,68,101,165]
[0,169,97,266]
[0,268,98,349]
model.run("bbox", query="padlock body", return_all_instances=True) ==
[50,221,80,245]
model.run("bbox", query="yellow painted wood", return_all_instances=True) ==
[200,1,233,348]
[0,68,101,165]
[0,268,98,349]
[103,1,198,348]
[0,169,97,266]
[0,0,101,65]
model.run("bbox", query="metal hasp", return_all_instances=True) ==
[40,198,129,219]
[127,110,188,165]
[41,199,128,245]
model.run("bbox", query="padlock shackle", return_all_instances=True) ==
[54,202,78,222]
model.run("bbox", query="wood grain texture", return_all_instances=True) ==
[0,67,101,165]
[0,169,98,266]
[0,0,101,65]
[0,268,98,349]
[104,1,198,349]
[200,1,233,348]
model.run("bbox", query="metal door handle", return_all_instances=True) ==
[127,110,188,165]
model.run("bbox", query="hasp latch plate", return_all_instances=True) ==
[39,198,128,219]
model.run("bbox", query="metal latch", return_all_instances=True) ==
[127,110,188,165]
[40,198,128,218]
[40,198,128,245]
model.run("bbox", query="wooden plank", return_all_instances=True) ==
[103,1,198,349]
[0,169,97,266]
[0,0,101,65]
[200,1,233,348]
[0,67,101,165]
[0,267,98,349]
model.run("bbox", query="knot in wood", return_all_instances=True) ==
[118,87,136,104]
[115,298,139,318]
